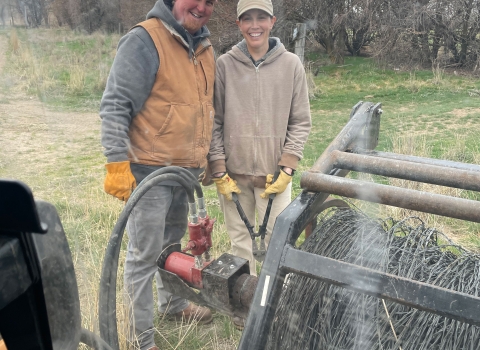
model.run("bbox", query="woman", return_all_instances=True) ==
[207,0,311,304]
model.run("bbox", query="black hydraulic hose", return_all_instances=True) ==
[80,328,114,350]
[142,166,204,200]
[98,171,196,350]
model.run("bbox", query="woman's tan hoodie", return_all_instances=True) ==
[208,38,311,187]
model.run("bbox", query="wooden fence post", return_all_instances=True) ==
[294,23,306,64]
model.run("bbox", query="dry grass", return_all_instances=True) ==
[68,63,86,94]
[4,28,119,106]
[9,28,19,54]
[305,61,320,100]
[431,60,445,85]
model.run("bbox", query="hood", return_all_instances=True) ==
[229,37,286,66]
[146,0,211,56]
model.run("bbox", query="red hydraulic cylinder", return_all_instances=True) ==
[164,251,209,289]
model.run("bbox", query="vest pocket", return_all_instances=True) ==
[152,104,197,163]
[199,59,214,96]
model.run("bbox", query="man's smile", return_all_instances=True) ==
[190,12,202,19]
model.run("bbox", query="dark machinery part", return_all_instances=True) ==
[238,101,480,349]
[0,166,260,350]
[157,244,257,319]
[0,180,81,350]
[155,171,285,317]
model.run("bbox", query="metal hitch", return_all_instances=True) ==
[157,245,257,318]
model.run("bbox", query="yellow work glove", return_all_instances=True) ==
[260,170,292,199]
[104,161,137,201]
[212,173,241,201]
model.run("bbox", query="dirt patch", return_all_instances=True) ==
[449,107,480,118]
[0,35,101,182]
[397,105,415,113]
[0,98,100,170]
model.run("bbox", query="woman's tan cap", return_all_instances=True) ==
[237,0,274,19]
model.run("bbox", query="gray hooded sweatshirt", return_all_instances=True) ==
[100,0,212,181]
[208,38,311,182]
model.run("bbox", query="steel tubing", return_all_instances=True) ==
[301,172,480,223]
[358,149,480,173]
[330,150,480,192]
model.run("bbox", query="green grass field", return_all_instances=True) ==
[1,27,480,349]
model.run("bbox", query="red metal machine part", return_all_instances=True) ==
[183,216,215,256]
[163,215,215,289]
[158,213,257,319]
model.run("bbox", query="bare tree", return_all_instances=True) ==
[343,0,377,56]
[14,0,45,27]
[118,0,151,30]
[371,0,480,67]
[290,0,348,63]
[0,0,8,27]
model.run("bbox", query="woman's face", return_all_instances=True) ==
[236,9,276,53]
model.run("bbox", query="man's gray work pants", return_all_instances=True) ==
[124,184,189,349]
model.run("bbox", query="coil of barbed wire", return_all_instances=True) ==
[267,206,480,350]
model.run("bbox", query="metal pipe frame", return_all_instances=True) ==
[238,101,480,349]
[302,173,480,223]
[359,149,480,173]
[330,150,480,192]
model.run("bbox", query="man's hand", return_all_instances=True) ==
[260,170,292,198]
[104,161,137,201]
[212,173,241,201]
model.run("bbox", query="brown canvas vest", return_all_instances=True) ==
[127,19,215,168]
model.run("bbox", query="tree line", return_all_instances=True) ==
[1,0,479,69]
[285,0,480,68]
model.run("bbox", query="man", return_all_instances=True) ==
[100,0,216,349]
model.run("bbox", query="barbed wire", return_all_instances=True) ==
[267,206,480,349]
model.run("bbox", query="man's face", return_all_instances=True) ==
[172,0,215,34]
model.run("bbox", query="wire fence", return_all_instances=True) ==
[267,206,480,350]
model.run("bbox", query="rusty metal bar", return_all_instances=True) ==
[330,150,480,192]
[358,149,480,173]
[300,173,480,223]
[282,246,480,327]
